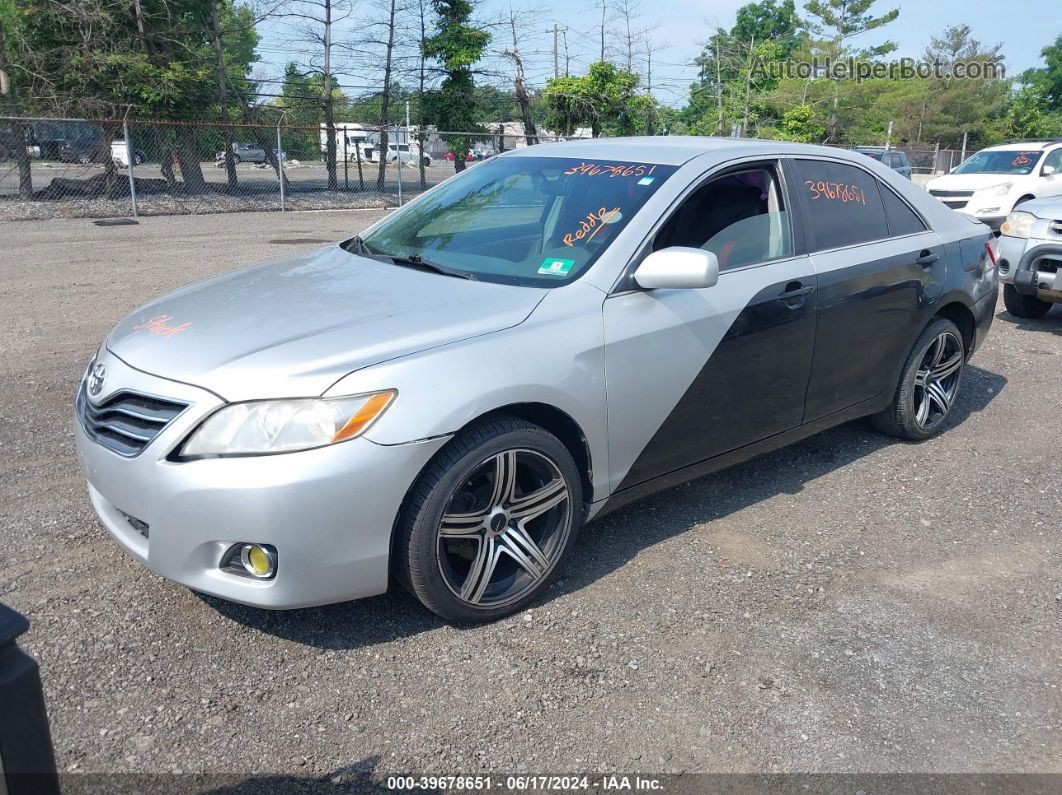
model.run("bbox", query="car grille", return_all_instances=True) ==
[928,189,973,210]
[76,385,188,457]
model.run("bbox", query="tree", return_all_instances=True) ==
[997,36,1062,141]
[423,0,490,171]
[544,60,654,138]
[274,62,348,159]
[497,4,539,145]
[1018,34,1062,114]
[283,0,354,191]
[997,86,1062,140]
[762,103,825,142]
[803,0,899,141]
[10,0,262,194]
[732,0,801,53]
[686,0,802,135]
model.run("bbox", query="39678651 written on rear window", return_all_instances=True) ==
[804,180,867,205]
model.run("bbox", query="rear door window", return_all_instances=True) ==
[794,159,890,250]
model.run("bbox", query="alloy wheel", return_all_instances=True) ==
[436,449,571,608]
[913,330,963,429]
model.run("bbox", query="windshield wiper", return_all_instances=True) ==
[387,253,475,280]
[342,236,475,280]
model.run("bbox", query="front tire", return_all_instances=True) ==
[396,416,583,624]
[872,317,965,441]
[1003,283,1051,319]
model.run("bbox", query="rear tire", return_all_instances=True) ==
[395,415,583,624]
[872,317,965,441]
[1003,283,1051,319]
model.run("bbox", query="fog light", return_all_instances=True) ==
[240,544,277,579]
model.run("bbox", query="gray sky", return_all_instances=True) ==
[253,0,1060,108]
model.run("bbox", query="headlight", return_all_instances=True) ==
[973,182,1012,198]
[1000,211,1037,238]
[178,390,396,458]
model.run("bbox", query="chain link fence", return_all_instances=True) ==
[825,143,969,185]
[0,116,581,221]
[2,115,969,221]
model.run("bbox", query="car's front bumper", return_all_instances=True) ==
[74,351,450,609]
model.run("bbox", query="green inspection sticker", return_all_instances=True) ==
[538,257,575,276]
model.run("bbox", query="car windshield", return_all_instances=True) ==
[953,149,1043,175]
[857,150,885,161]
[359,156,677,286]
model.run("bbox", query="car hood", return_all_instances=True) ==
[926,173,1023,191]
[106,245,548,401]
[1012,196,1062,218]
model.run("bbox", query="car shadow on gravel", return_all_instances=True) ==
[201,757,394,793]
[997,306,1062,335]
[199,364,1006,649]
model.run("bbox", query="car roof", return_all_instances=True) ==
[506,136,898,167]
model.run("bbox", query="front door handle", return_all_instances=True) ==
[916,250,939,268]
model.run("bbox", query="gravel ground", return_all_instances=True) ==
[1,211,1060,786]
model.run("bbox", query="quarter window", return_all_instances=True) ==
[794,159,890,250]
[652,165,793,270]
[879,184,926,236]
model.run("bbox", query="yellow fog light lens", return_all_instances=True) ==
[240,544,277,579]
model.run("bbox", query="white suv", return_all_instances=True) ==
[926,141,1062,230]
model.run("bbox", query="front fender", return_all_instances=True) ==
[325,281,611,501]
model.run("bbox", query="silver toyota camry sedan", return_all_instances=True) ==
[75,137,998,623]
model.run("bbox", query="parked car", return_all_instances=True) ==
[855,147,911,178]
[59,137,109,164]
[75,137,997,623]
[110,140,146,168]
[215,142,267,164]
[361,142,430,167]
[995,196,1062,318]
[926,140,1062,231]
[444,151,475,162]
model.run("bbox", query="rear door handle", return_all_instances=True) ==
[778,283,814,301]
[916,250,939,267]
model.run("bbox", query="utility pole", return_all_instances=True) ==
[599,1,606,62]
[548,23,560,79]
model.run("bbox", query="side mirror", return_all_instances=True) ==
[634,247,720,290]
[1044,165,1057,176]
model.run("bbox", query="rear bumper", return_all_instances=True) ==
[971,284,998,355]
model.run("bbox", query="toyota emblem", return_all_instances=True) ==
[88,362,107,397]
